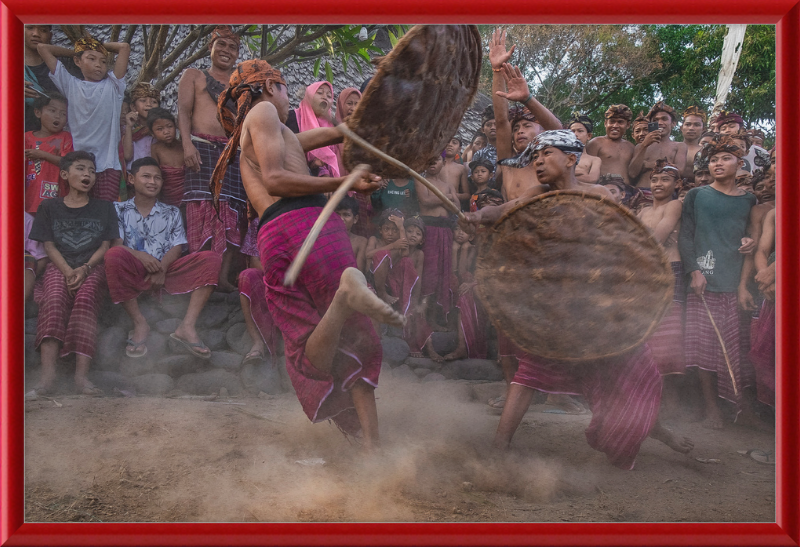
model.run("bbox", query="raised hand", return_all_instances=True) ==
[495,64,530,103]
[489,28,515,70]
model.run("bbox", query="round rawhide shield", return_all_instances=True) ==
[342,25,482,177]
[476,190,674,362]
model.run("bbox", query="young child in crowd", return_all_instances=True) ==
[104,157,221,359]
[147,107,186,207]
[28,151,120,396]
[24,93,72,214]
[336,196,368,274]
[25,212,48,302]
[38,36,130,202]
[468,158,495,212]
[366,209,414,310]
[122,83,161,171]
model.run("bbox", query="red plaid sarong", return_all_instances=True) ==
[497,329,525,359]
[160,165,185,208]
[647,262,686,376]
[257,207,382,436]
[239,268,280,355]
[185,200,244,255]
[403,308,433,352]
[749,300,775,408]
[420,219,453,315]
[370,250,418,317]
[34,262,107,359]
[685,292,754,411]
[513,344,661,470]
[240,217,260,258]
[455,280,488,359]
[104,247,221,304]
[92,168,122,202]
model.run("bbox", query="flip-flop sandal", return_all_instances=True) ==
[125,335,148,358]
[170,333,212,359]
[738,449,775,465]
[241,348,265,366]
[487,395,507,409]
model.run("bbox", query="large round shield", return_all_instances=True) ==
[476,190,674,362]
[342,25,482,177]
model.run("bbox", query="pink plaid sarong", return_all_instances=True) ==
[239,268,280,355]
[104,247,221,304]
[371,250,418,317]
[420,218,453,315]
[513,344,661,470]
[92,168,122,202]
[455,279,488,359]
[34,262,107,359]
[185,200,243,255]
[749,299,775,408]
[258,207,382,436]
[160,165,185,208]
[685,292,754,411]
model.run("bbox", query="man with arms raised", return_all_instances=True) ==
[177,25,243,291]
[586,104,635,184]
[210,60,404,450]
[680,106,707,183]
[463,130,693,468]
[629,101,687,200]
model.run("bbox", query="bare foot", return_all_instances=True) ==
[380,293,399,306]
[423,338,444,363]
[650,421,694,453]
[545,393,585,414]
[127,322,150,354]
[338,268,405,327]
[702,405,725,430]
[444,346,467,361]
[173,323,211,357]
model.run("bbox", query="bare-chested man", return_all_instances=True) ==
[680,106,707,183]
[586,104,635,184]
[442,136,471,205]
[462,130,693,468]
[417,155,461,329]
[566,113,601,183]
[177,25,242,292]
[629,101,687,194]
[209,60,404,449]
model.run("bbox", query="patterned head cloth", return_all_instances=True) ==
[481,105,495,126]
[210,60,286,212]
[604,104,632,121]
[501,129,583,169]
[474,188,504,210]
[208,25,240,51]
[74,37,108,56]
[651,158,680,180]
[566,112,594,135]
[647,100,677,123]
[715,110,744,129]
[693,147,711,173]
[129,82,160,103]
[700,134,746,163]
[632,111,648,127]
[745,128,765,141]
[682,105,707,124]
[731,130,752,154]
[509,105,536,129]
[403,215,426,235]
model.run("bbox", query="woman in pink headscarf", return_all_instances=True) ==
[295,81,339,177]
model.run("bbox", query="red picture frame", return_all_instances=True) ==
[2,2,798,545]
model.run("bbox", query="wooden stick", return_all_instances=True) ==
[338,124,466,222]
[700,293,738,396]
[283,165,369,287]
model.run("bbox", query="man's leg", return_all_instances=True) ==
[372,257,398,306]
[217,246,237,293]
[493,383,536,449]
[698,369,724,429]
[37,338,59,392]
[172,285,214,356]
[24,268,36,302]
[240,293,266,359]
[121,297,150,352]
[351,379,380,450]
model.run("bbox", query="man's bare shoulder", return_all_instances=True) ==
[179,67,203,84]
[352,233,368,246]
[243,101,282,130]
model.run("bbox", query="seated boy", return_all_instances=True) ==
[336,195,368,274]
[38,36,129,202]
[122,82,161,170]
[28,151,119,396]
[104,157,221,358]
[25,92,73,215]
[147,107,186,207]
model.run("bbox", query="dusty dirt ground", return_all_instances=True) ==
[24,374,775,524]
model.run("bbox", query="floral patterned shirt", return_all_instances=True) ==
[115,199,187,261]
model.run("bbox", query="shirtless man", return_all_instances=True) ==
[680,106,706,183]
[462,130,692,468]
[442,136,471,205]
[628,101,687,192]
[586,104,635,184]
[488,28,561,202]
[177,25,242,292]
[566,113,601,183]
[210,60,404,449]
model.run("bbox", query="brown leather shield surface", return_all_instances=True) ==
[342,25,482,177]
[476,190,674,362]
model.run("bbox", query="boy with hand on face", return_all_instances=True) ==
[25,93,73,214]
[147,108,186,207]
[104,157,221,359]
[38,36,130,202]
[28,151,120,397]
[122,82,161,170]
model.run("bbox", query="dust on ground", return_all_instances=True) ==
[24,375,775,523]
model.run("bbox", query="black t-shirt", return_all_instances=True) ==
[29,197,120,269]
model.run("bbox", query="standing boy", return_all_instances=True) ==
[25,93,73,214]
[147,108,186,207]
[38,37,130,202]
[680,106,706,183]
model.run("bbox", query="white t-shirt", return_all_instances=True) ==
[50,61,125,172]
[740,145,769,176]
[126,135,155,171]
